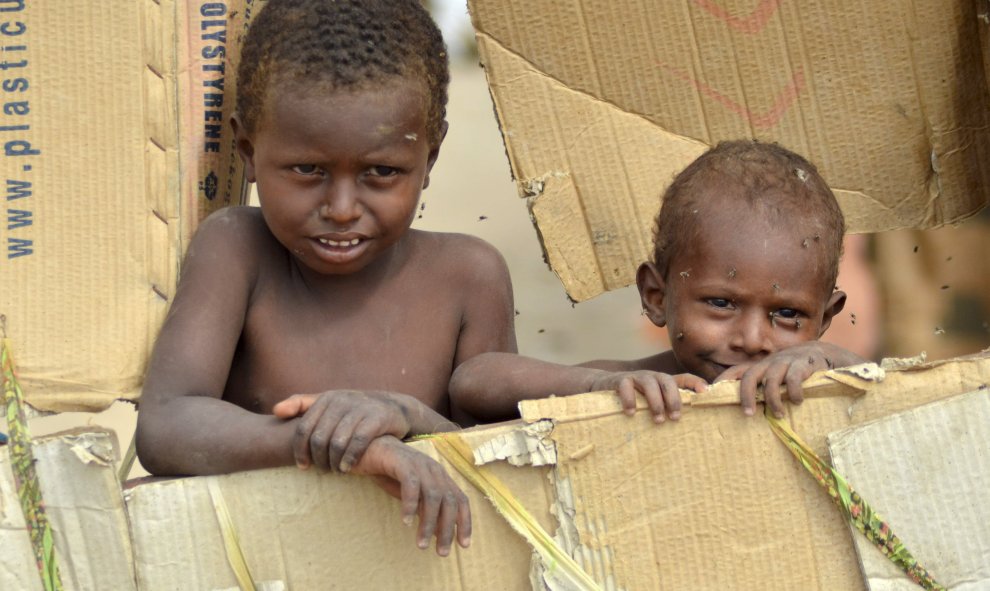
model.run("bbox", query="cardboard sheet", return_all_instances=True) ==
[2,353,988,590]
[0,429,134,590]
[518,353,990,590]
[828,389,990,591]
[0,0,250,412]
[126,426,555,590]
[468,0,990,300]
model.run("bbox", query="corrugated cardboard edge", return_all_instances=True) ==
[176,0,255,254]
[0,428,135,590]
[508,351,990,589]
[828,389,990,590]
[18,0,255,412]
[125,424,554,590]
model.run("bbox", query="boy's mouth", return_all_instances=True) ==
[318,237,361,247]
[310,235,370,265]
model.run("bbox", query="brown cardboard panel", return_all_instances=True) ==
[176,0,258,248]
[0,429,134,591]
[829,390,990,590]
[127,426,554,590]
[518,352,990,589]
[0,1,249,411]
[523,392,864,590]
[469,0,990,300]
[4,355,986,590]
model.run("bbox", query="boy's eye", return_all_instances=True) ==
[775,308,800,319]
[706,298,733,309]
[368,165,399,178]
[291,164,321,176]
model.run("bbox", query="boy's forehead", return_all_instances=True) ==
[257,75,431,127]
[678,206,836,289]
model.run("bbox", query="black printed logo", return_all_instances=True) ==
[200,171,219,201]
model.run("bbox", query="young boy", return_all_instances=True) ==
[450,140,867,423]
[136,0,517,556]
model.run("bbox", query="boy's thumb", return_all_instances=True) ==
[272,395,310,419]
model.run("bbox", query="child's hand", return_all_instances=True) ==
[590,371,708,423]
[714,342,867,418]
[356,436,471,557]
[274,391,411,473]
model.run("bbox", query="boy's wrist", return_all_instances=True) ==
[586,369,615,393]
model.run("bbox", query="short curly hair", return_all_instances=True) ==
[237,0,449,145]
[653,140,846,292]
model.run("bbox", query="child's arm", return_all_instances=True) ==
[450,352,707,423]
[714,341,867,417]
[443,236,519,423]
[136,209,292,475]
[270,390,459,472]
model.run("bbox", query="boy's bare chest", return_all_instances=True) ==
[226,275,461,412]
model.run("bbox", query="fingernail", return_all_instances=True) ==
[417,539,429,550]
[743,407,754,417]
[462,537,471,548]
[653,415,665,424]
[670,411,681,420]
[624,408,635,416]
[775,410,785,419]
[339,461,351,473]
[438,546,450,557]
[403,515,414,527]
[297,462,310,471]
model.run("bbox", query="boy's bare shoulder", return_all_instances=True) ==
[408,230,510,283]
[194,205,267,241]
[187,207,274,263]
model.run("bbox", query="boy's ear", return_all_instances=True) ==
[230,114,257,183]
[422,120,448,190]
[818,289,847,337]
[636,262,668,327]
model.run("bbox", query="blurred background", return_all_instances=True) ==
[29,1,990,475]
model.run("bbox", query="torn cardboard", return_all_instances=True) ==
[0,0,252,412]
[3,353,988,590]
[0,429,134,590]
[468,0,990,300]
[126,424,555,591]
[829,389,990,591]
[517,352,990,590]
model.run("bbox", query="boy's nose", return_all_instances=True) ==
[320,182,361,223]
[730,309,774,358]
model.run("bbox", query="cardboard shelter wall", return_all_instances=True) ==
[3,354,988,590]
[467,0,990,301]
[830,389,990,590]
[0,0,255,413]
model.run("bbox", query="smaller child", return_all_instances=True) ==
[450,140,867,422]
[137,0,518,556]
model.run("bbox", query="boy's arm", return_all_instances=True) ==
[444,237,518,423]
[136,208,294,475]
[271,389,459,472]
[450,352,707,423]
[450,353,615,421]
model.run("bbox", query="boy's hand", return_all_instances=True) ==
[714,342,867,418]
[590,371,708,423]
[355,436,471,557]
[274,391,411,473]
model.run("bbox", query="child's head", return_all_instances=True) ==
[236,0,449,146]
[638,140,848,381]
[232,0,451,276]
